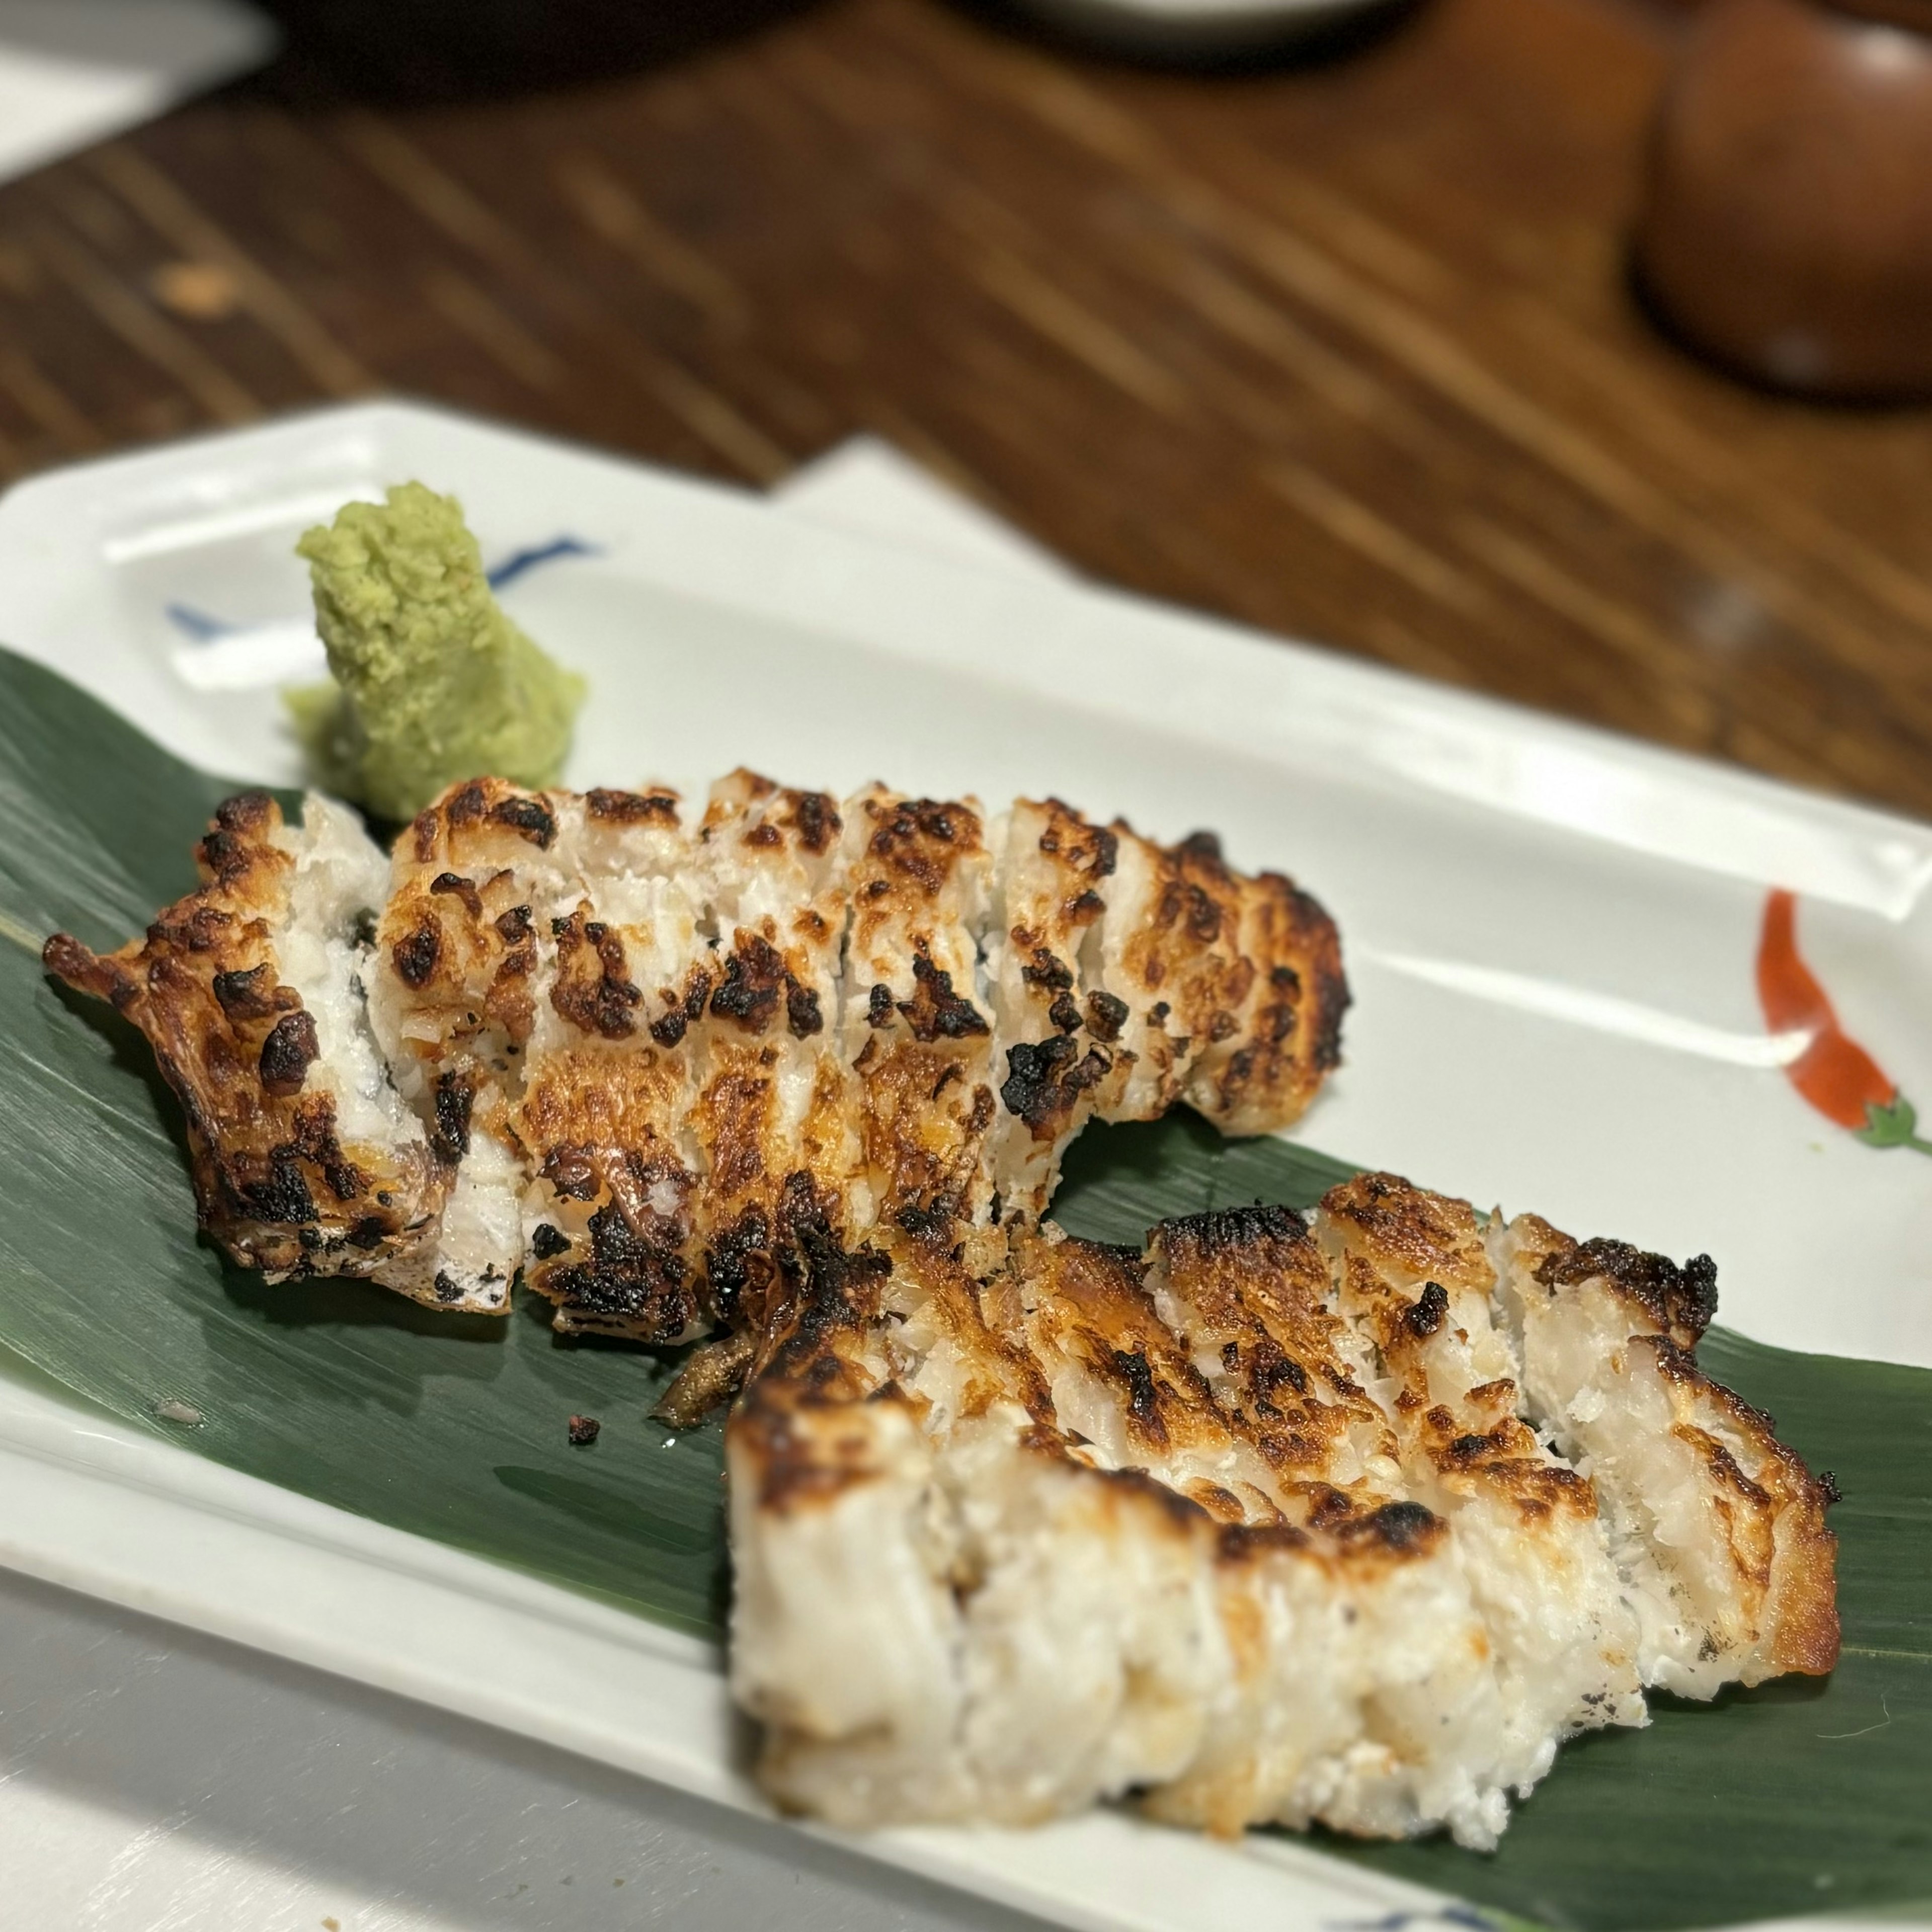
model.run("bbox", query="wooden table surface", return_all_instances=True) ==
[2,0,1929,816]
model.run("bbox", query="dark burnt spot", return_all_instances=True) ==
[446,783,488,827]
[1158,1201,1308,1258]
[786,981,823,1039]
[1249,1336,1307,1399]
[258,1010,319,1098]
[1001,1034,1075,1129]
[710,935,788,1034]
[215,789,274,835]
[1355,1499,1441,1553]
[1446,1430,1503,1465]
[1048,991,1081,1033]
[347,1216,389,1250]
[1150,1000,1170,1024]
[1535,1239,1719,1345]
[429,871,482,918]
[1207,1011,1238,1044]
[1179,830,1224,864]
[1183,885,1222,943]
[531,1222,571,1260]
[289,1098,366,1201]
[1085,990,1129,1042]
[866,797,972,893]
[587,788,679,825]
[763,1196,893,1382]
[704,1205,772,1326]
[553,914,643,1039]
[1819,1470,1843,1506]
[568,1413,601,1445]
[240,1152,317,1226]
[434,1271,464,1304]
[545,1201,697,1339]
[898,952,990,1042]
[744,822,781,849]
[212,963,284,1021]
[196,829,244,878]
[649,970,712,1048]
[788,790,839,854]
[431,1071,474,1163]
[495,904,534,943]
[489,795,556,847]
[867,982,894,1028]
[1110,1348,1163,1435]
[896,1201,955,1244]
[1020,948,1074,992]
[1405,1281,1450,1340]
[542,1144,599,1201]
[1068,890,1105,924]
[393,922,441,988]
[1270,964,1302,994]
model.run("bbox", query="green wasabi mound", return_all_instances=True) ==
[289,481,585,822]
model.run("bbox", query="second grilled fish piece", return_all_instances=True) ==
[729,1176,1838,1849]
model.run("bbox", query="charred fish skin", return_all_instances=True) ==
[43,789,446,1291]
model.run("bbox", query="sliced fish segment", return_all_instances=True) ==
[43,790,445,1291]
[368,777,574,1310]
[840,787,999,1241]
[1317,1175,1647,1793]
[514,784,709,1341]
[1490,1212,1839,1694]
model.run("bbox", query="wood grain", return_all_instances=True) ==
[2,0,1930,816]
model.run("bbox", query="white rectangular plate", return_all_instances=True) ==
[0,399,1923,1932]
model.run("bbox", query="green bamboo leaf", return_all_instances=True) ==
[0,645,1925,1930]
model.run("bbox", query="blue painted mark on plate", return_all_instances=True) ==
[163,602,235,641]
[161,534,599,642]
[1325,1910,1497,1932]
[486,534,600,590]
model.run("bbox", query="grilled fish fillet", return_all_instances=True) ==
[51,777,1344,1335]
[730,1177,1838,1847]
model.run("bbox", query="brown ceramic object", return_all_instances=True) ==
[1636,0,1932,399]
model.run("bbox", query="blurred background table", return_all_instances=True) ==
[0,0,1928,819]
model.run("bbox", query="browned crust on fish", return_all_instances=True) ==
[1532,1230,1719,1351]
[42,791,443,1280]
[1320,1171,1492,1292]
